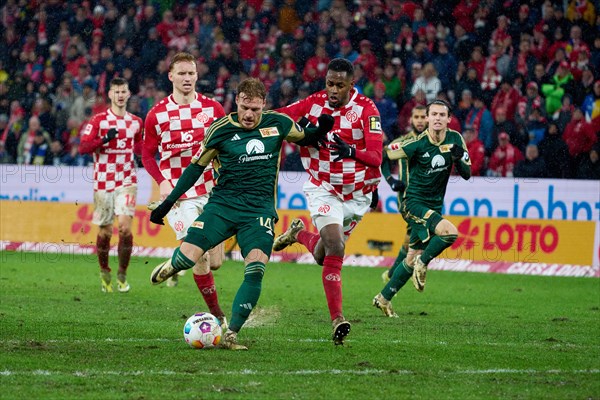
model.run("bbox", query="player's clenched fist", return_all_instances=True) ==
[450,144,466,161]
[149,199,175,225]
[102,128,118,144]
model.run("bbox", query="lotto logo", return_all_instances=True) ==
[325,273,341,282]
[318,204,331,214]
[181,131,194,142]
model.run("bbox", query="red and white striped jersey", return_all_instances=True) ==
[277,89,382,200]
[143,93,225,199]
[80,109,143,192]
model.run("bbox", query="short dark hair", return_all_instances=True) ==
[426,100,452,116]
[412,105,427,114]
[110,77,128,88]
[327,58,354,77]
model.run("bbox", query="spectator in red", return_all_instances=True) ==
[562,108,598,172]
[452,0,478,33]
[546,27,568,76]
[303,45,330,85]
[491,78,520,122]
[156,9,178,47]
[480,65,502,105]
[91,5,105,29]
[531,27,550,63]
[566,25,591,64]
[354,40,378,82]
[489,15,511,50]
[570,48,592,82]
[488,132,524,177]
[463,126,485,176]
[467,47,486,80]
[507,37,537,81]
[64,45,88,78]
[239,7,260,73]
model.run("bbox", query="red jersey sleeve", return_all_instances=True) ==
[276,96,313,122]
[133,115,144,156]
[141,110,165,185]
[79,115,103,154]
[354,102,383,168]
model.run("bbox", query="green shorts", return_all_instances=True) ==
[398,198,412,237]
[184,201,276,259]
[401,200,443,250]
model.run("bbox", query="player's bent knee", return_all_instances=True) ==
[192,262,210,275]
[321,237,345,256]
[434,219,457,236]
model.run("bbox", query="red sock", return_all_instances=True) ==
[117,233,133,274]
[322,255,344,321]
[297,230,320,254]
[193,272,224,318]
[97,235,110,272]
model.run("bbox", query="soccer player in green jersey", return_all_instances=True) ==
[380,105,428,284]
[148,78,333,349]
[373,100,471,317]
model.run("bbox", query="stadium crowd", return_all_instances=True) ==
[0,0,598,179]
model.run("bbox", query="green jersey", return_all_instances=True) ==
[387,129,470,210]
[193,111,301,219]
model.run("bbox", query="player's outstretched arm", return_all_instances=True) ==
[149,163,207,225]
[292,114,334,147]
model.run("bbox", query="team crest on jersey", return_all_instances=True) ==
[259,127,279,137]
[345,110,358,123]
[191,221,204,229]
[196,112,210,123]
[439,144,452,152]
[369,116,382,133]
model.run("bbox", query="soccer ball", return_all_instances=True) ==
[183,312,222,349]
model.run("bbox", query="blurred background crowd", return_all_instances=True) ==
[0,0,598,179]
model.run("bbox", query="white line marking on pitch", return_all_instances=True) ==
[1,369,598,377]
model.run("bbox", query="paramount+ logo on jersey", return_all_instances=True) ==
[238,139,273,163]
[426,154,449,175]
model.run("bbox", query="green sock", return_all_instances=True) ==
[388,245,408,278]
[381,260,413,300]
[420,234,457,265]
[229,262,265,332]
[171,247,195,271]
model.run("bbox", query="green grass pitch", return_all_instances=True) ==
[0,251,598,399]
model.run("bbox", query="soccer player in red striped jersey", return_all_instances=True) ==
[273,58,384,345]
[79,77,143,293]
[142,52,228,327]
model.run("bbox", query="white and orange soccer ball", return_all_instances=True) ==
[183,312,222,349]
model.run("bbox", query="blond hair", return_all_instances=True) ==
[237,78,267,100]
